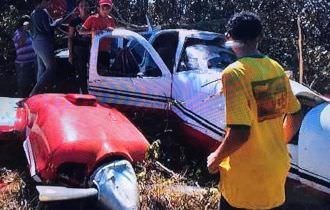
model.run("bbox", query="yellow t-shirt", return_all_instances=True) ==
[219,55,301,209]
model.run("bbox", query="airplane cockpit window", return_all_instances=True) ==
[178,36,235,73]
[178,44,235,73]
[97,37,162,77]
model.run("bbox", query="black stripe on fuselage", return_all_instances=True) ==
[174,101,226,134]
[90,85,169,100]
[89,87,226,137]
[89,87,168,103]
[290,166,330,189]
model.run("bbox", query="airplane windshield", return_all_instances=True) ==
[180,44,235,72]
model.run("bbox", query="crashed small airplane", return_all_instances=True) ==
[82,28,329,194]
[0,27,329,209]
[0,94,149,209]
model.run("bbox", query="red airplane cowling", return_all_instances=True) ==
[24,94,149,182]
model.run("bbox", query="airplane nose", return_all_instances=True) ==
[91,159,139,210]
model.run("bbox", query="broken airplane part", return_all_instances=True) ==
[0,94,149,209]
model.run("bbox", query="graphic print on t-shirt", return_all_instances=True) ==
[251,75,287,122]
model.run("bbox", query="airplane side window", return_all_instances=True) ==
[97,37,118,76]
[110,47,140,77]
[141,53,162,77]
[97,37,162,78]
[152,32,179,73]
[127,40,144,64]
[97,37,141,77]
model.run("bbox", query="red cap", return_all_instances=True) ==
[99,0,112,6]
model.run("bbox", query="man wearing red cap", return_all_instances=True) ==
[82,0,116,35]
[81,0,116,71]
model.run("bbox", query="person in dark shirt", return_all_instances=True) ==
[30,0,74,96]
[68,0,90,94]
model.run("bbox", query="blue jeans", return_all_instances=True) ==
[30,37,56,96]
[15,61,36,97]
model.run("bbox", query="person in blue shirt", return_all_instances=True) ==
[12,15,36,97]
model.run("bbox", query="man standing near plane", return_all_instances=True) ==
[81,0,116,71]
[207,12,302,210]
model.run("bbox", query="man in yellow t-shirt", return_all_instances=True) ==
[207,12,302,209]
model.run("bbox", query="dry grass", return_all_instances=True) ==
[137,160,220,210]
[135,140,220,210]
[0,137,329,210]
[0,168,31,210]
[0,141,38,210]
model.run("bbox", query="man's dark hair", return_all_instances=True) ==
[226,11,263,42]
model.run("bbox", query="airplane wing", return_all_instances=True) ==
[0,97,26,141]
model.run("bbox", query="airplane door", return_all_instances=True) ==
[88,30,171,110]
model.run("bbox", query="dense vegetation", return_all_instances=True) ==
[0,0,329,94]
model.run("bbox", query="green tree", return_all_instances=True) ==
[1,0,329,94]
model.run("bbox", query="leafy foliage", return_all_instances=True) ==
[0,0,329,93]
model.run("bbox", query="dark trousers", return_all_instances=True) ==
[15,61,36,97]
[30,37,56,96]
[218,196,285,210]
[73,46,89,94]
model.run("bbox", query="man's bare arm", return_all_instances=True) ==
[283,111,303,144]
[207,125,250,174]
[78,27,92,35]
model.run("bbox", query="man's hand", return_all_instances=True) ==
[78,28,92,36]
[105,27,114,31]
[207,152,220,174]
[50,18,63,27]
[95,28,114,36]
[206,125,250,175]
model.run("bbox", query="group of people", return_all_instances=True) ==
[13,0,115,97]
[13,2,303,209]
